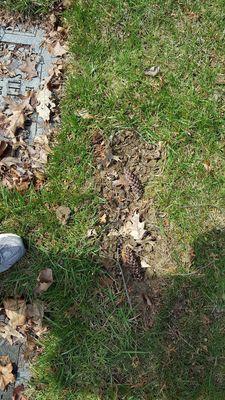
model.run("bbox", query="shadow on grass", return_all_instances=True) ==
[149,227,225,400]
[0,228,225,399]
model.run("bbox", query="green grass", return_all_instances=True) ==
[1,0,225,399]
[1,0,55,14]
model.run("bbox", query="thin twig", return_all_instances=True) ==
[116,240,133,311]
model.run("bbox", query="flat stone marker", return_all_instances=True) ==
[0,23,55,142]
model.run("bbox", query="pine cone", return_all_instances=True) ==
[124,168,143,198]
[122,245,144,281]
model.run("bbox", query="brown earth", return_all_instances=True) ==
[93,130,175,327]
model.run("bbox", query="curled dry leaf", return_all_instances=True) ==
[50,41,68,57]
[0,141,8,157]
[62,0,73,7]
[76,109,94,119]
[35,268,53,294]
[144,66,160,77]
[203,160,212,172]
[3,298,27,328]
[99,213,107,224]
[120,211,146,241]
[141,259,151,269]
[56,205,71,225]
[20,56,38,80]
[13,384,27,400]
[0,322,24,345]
[0,355,15,390]
[36,83,55,122]
[26,301,44,324]
[4,92,34,135]
[87,228,97,238]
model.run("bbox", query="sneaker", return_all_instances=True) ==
[0,234,25,273]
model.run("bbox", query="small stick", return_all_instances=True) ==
[116,240,133,311]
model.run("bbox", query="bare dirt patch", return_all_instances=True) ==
[93,130,175,327]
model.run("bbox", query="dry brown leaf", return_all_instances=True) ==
[0,156,21,167]
[8,111,25,134]
[120,211,146,241]
[63,0,73,6]
[0,322,24,345]
[203,160,212,172]
[4,93,34,135]
[216,74,225,85]
[26,301,44,325]
[99,213,107,224]
[35,268,53,294]
[87,228,97,238]
[3,298,27,328]
[0,141,8,157]
[13,384,27,400]
[144,66,160,77]
[141,259,151,269]
[51,41,68,57]
[76,109,94,119]
[56,205,71,225]
[112,175,128,187]
[36,84,55,121]
[20,56,38,80]
[0,355,15,390]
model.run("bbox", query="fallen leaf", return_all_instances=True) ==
[141,259,151,269]
[3,298,27,328]
[63,0,73,6]
[35,268,53,294]
[144,66,160,77]
[0,322,24,345]
[56,205,71,225]
[0,355,15,390]
[99,213,107,224]
[87,228,97,238]
[0,156,21,167]
[76,109,94,119]
[36,84,55,122]
[20,56,38,80]
[120,211,146,241]
[13,384,27,400]
[4,93,34,135]
[26,301,44,324]
[51,41,68,57]
[8,110,25,134]
[203,160,212,172]
[0,141,8,157]
[215,74,225,85]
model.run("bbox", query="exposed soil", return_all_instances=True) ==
[93,130,175,327]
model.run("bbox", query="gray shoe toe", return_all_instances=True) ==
[0,234,26,272]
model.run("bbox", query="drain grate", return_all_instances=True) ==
[0,23,55,142]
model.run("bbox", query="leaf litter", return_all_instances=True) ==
[0,15,67,192]
[0,292,49,391]
[93,130,175,327]
[0,355,15,390]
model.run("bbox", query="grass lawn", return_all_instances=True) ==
[1,0,225,399]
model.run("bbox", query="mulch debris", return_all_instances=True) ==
[93,130,174,327]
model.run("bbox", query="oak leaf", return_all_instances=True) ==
[34,268,53,294]
[120,211,146,241]
[3,298,27,328]
[0,355,15,390]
